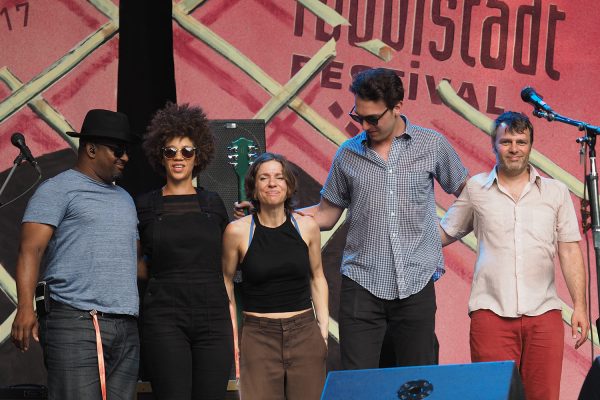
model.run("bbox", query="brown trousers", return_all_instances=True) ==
[240,310,327,400]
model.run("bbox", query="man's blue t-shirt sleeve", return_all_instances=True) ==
[22,178,69,228]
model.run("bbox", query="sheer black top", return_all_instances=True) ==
[136,188,229,282]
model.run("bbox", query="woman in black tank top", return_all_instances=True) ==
[223,153,329,400]
[136,103,233,400]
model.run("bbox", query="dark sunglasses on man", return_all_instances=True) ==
[162,146,197,159]
[96,142,128,159]
[348,105,390,126]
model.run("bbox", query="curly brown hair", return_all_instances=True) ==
[143,102,214,177]
[245,152,297,214]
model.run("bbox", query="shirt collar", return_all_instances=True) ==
[360,114,412,147]
[483,164,542,190]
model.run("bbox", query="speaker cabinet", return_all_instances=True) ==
[321,361,524,400]
[579,356,600,400]
[198,120,265,221]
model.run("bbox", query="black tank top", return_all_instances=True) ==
[240,213,312,313]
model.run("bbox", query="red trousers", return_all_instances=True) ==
[470,309,564,400]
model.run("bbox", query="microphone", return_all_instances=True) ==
[11,132,40,171]
[521,87,553,113]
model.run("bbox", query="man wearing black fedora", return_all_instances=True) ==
[11,109,141,400]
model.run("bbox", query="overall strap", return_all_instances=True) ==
[194,187,206,211]
[290,213,301,237]
[248,214,256,247]
[151,189,164,268]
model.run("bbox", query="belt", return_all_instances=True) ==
[49,299,134,319]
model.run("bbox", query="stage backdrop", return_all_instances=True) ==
[1,1,599,398]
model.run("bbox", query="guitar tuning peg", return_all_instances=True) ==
[227,146,238,153]
[227,154,239,160]
[248,145,258,151]
[248,152,257,159]
[248,161,254,166]
[229,162,239,167]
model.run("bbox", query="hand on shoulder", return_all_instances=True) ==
[293,212,320,235]
[233,201,254,219]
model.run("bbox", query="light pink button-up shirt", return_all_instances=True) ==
[441,165,581,317]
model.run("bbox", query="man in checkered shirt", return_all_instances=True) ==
[305,68,468,369]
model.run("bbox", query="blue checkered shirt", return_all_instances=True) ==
[321,116,468,299]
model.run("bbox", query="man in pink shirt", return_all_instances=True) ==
[440,111,589,400]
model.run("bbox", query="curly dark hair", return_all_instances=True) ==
[350,68,404,109]
[143,102,214,177]
[245,152,297,214]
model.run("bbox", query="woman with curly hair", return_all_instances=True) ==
[135,102,233,399]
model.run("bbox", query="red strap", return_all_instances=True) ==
[228,302,240,382]
[90,310,107,400]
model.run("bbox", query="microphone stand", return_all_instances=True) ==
[0,152,25,206]
[533,108,600,335]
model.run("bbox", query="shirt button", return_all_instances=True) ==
[391,212,395,217]
[389,190,394,195]
[391,233,397,237]
[388,169,393,174]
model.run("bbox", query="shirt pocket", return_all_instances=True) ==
[526,205,556,246]
[399,171,431,206]
[474,200,511,237]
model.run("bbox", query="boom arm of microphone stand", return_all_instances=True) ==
[532,108,600,136]
[532,108,555,121]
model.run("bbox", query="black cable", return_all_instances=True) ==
[0,172,42,210]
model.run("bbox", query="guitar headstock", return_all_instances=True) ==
[227,137,259,201]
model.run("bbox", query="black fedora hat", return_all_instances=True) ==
[67,109,135,143]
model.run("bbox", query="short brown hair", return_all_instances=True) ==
[245,152,297,214]
[492,111,534,146]
[143,102,214,177]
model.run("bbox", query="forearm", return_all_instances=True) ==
[15,253,41,311]
[558,242,587,309]
[311,275,329,330]
[299,199,343,231]
[137,257,149,281]
[297,204,319,216]
[438,224,458,247]
[223,274,236,306]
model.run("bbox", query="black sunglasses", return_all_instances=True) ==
[348,106,390,126]
[97,142,128,159]
[162,146,197,159]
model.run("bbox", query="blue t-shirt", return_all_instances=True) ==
[22,169,139,316]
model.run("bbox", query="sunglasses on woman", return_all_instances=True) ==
[162,146,197,159]
[348,106,390,126]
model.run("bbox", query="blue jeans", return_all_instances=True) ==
[39,301,140,400]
